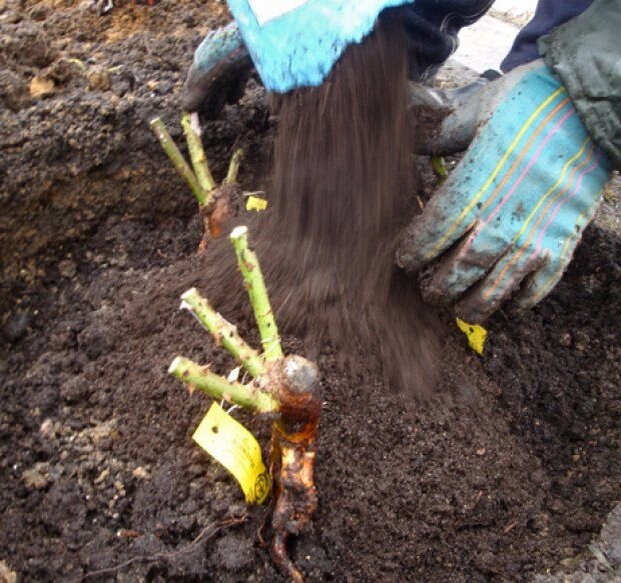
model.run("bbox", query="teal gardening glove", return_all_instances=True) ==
[182,22,253,115]
[397,61,613,322]
[183,0,413,113]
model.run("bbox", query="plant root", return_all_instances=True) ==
[269,356,322,582]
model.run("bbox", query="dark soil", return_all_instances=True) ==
[254,12,437,397]
[1,2,619,582]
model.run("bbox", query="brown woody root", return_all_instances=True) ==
[268,356,322,582]
[271,425,319,583]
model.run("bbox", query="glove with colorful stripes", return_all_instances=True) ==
[397,61,613,322]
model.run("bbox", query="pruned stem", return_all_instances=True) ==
[225,148,243,185]
[150,117,207,205]
[230,226,283,361]
[182,112,216,196]
[181,288,266,378]
[168,356,278,413]
[431,155,448,182]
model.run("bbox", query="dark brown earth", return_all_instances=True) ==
[254,10,437,397]
[1,1,620,582]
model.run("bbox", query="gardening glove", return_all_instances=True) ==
[182,22,254,116]
[396,60,613,323]
[408,69,503,152]
[224,0,412,93]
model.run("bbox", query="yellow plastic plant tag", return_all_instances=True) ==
[456,318,488,356]
[193,402,270,504]
[246,195,268,212]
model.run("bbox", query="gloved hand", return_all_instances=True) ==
[186,0,494,106]
[182,22,253,115]
[397,61,613,322]
[225,0,411,92]
[183,1,413,114]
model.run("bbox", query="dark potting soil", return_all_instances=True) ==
[2,221,619,582]
[263,11,437,397]
[1,1,620,581]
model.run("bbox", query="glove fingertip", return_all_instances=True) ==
[454,294,497,325]
[395,248,420,273]
[514,253,559,311]
[395,229,427,273]
[181,92,200,113]
[181,66,205,112]
[514,280,548,312]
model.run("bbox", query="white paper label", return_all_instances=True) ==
[247,0,310,26]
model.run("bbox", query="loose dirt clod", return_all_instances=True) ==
[29,75,55,98]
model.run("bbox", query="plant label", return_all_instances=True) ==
[193,402,270,504]
[456,318,488,356]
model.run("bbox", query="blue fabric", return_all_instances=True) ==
[226,0,413,92]
[398,64,612,321]
[192,1,495,88]
[194,1,595,90]
[193,22,245,73]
